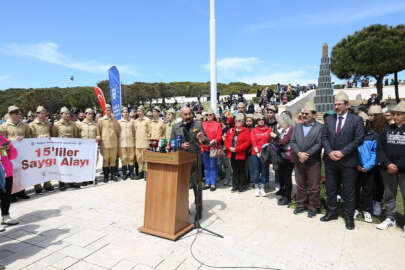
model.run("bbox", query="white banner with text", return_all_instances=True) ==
[12,138,97,193]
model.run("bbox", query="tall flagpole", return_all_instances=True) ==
[210,0,217,112]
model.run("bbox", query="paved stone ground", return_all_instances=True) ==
[1,172,405,270]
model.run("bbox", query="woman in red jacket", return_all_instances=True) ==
[224,113,251,192]
[251,114,272,197]
[201,109,222,191]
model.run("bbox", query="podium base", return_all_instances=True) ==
[138,224,194,241]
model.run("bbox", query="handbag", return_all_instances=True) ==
[210,143,225,158]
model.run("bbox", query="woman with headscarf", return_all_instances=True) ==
[274,113,295,205]
[224,113,251,192]
[201,109,222,191]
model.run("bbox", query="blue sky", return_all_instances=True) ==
[1,0,404,90]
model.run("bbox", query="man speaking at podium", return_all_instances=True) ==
[170,106,210,221]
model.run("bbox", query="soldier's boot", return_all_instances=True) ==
[121,166,128,180]
[110,167,119,182]
[128,166,136,180]
[134,161,139,176]
[103,167,109,183]
[135,171,144,180]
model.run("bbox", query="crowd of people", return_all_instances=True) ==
[1,89,405,238]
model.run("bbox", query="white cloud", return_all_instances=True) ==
[204,57,262,72]
[240,70,317,85]
[0,75,11,82]
[1,42,137,76]
[249,2,405,31]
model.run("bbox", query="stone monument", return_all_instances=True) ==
[314,43,334,113]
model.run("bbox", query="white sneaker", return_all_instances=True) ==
[0,224,5,232]
[354,209,360,219]
[255,186,260,197]
[376,218,396,230]
[275,183,280,192]
[2,215,19,226]
[363,211,372,223]
[337,195,342,203]
[259,186,266,197]
[373,201,382,216]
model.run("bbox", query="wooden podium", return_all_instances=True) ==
[139,150,196,240]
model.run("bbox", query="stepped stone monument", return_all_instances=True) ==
[314,43,334,113]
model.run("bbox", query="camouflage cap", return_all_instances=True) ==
[36,105,47,113]
[166,108,176,114]
[237,102,245,108]
[8,105,20,113]
[60,107,70,114]
[137,105,145,111]
[85,108,94,114]
[393,101,405,113]
[105,104,112,109]
[153,106,161,112]
[368,105,382,114]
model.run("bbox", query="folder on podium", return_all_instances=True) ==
[139,150,196,240]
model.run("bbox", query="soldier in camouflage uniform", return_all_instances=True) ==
[52,107,80,190]
[29,106,53,193]
[0,105,31,200]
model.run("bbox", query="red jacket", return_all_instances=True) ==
[201,121,222,152]
[224,127,251,160]
[251,125,272,156]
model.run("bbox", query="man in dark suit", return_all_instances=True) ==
[290,102,323,218]
[170,106,210,221]
[321,91,365,230]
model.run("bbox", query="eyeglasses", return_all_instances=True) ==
[301,112,310,116]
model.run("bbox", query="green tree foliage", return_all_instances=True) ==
[331,24,405,99]
[0,81,277,116]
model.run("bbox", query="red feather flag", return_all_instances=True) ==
[94,86,106,115]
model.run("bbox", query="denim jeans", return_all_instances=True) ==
[202,151,218,186]
[251,155,269,185]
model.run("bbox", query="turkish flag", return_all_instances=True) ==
[94,86,106,115]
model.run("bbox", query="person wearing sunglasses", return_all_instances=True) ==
[201,109,222,191]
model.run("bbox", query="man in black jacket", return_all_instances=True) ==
[290,102,323,218]
[321,91,365,230]
[376,101,405,233]
[170,106,210,221]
